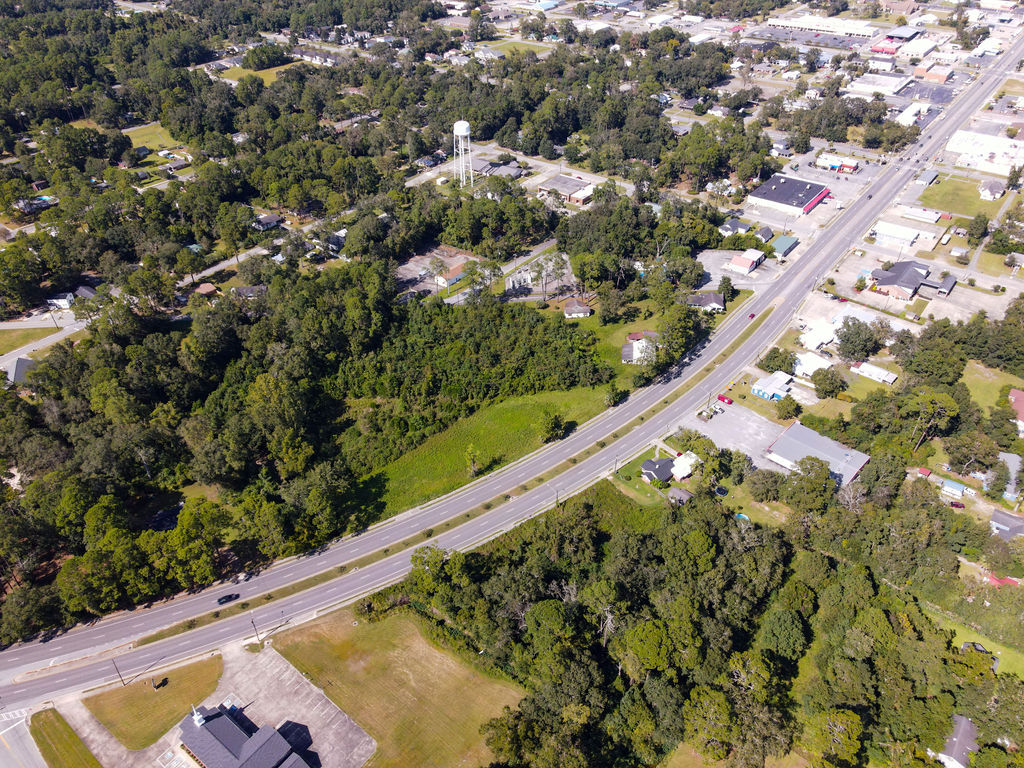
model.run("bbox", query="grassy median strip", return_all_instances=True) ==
[29,709,102,768]
[82,655,222,750]
[138,308,774,646]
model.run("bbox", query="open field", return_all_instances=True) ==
[962,360,1024,412]
[29,709,102,768]
[28,329,89,360]
[275,609,523,768]
[122,122,177,151]
[69,119,102,131]
[374,386,606,517]
[220,62,301,84]
[82,655,223,749]
[490,39,548,53]
[0,326,56,355]
[662,743,808,768]
[924,609,1024,677]
[919,177,1007,219]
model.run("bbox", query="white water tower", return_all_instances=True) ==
[453,120,474,187]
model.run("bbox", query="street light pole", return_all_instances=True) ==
[250,611,261,644]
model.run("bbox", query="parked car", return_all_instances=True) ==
[217,593,240,605]
[838,297,848,302]
[717,394,733,404]
[950,501,965,509]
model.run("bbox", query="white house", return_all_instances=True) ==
[794,352,831,379]
[850,361,898,384]
[672,451,703,480]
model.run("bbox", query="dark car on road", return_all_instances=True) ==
[217,593,240,605]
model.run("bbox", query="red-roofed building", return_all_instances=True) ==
[1008,389,1024,435]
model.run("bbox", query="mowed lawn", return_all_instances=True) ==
[0,326,56,355]
[122,122,177,151]
[962,359,1024,412]
[923,609,1024,677]
[275,608,523,768]
[918,177,1008,219]
[82,655,223,750]
[29,709,102,768]
[661,743,808,768]
[220,62,301,85]
[375,386,606,517]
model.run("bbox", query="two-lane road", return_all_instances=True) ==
[3,35,1023,711]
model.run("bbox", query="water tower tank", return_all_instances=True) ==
[453,120,471,138]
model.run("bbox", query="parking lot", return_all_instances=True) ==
[674,401,785,470]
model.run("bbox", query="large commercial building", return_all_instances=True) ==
[946,130,1024,177]
[747,174,830,216]
[765,421,870,485]
[765,14,875,37]
[846,73,913,97]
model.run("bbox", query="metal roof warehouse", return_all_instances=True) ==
[747,174,830,216]
[765,422,870,485]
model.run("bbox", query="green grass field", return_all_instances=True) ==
[82,655,222,749]
[611,449,668,507]
[0,326,56,355]
[661,743,808,768]
[29,709,102,768]
[275,608,523,768]
[977,248,1014,277]
[220,62,301,85]
[28,328,89,360]
[962,359,1024,412]
[923,609,1024,677]
[122,122,177,151]
[490,39,547,53]
[919,177,1008,219]
[374,387,606,517]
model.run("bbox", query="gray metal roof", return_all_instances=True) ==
[990,509,1024,541]
[179,706,309,768]
[767,422,869,485]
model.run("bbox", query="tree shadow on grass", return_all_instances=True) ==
[345,472,388,533]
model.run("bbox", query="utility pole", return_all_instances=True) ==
[112,658,126,687]
[250,612,261,644]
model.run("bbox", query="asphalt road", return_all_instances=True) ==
[3,38,1024,711]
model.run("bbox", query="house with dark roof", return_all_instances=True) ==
[755,226,774,243]
[253,213,284,232]
[686,292,726,312]
[6,357,37,386]
[640,458,674,483]
[563,298,592,318]
[179,705,311,768]
[718,217,750,237]
[870,260,955,301]
[937,715,978,768]
[233,285,268,300]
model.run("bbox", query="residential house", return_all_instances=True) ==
[194,283,218,297]
[74,285,97,301]
[6,357,37,386]
[640,458,674,483]
[718,217,750,237]
[752,370,792,401]
[936,716,978,768]
[46,292,75,310]
[252,213,284,232]
[794,352,830,378]
[327,228,348,252]
[672,451,702,480]
[621,331,659,365]
[686,292,726,313]
[178,705,311,768]
[755,226,774,243]
[941,479,967,498]
[850,361,898,384]
[233,285,268,300]
[979,179,1006,201]
[563,299,593,318]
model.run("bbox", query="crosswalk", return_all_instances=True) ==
[0,708,29,723]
